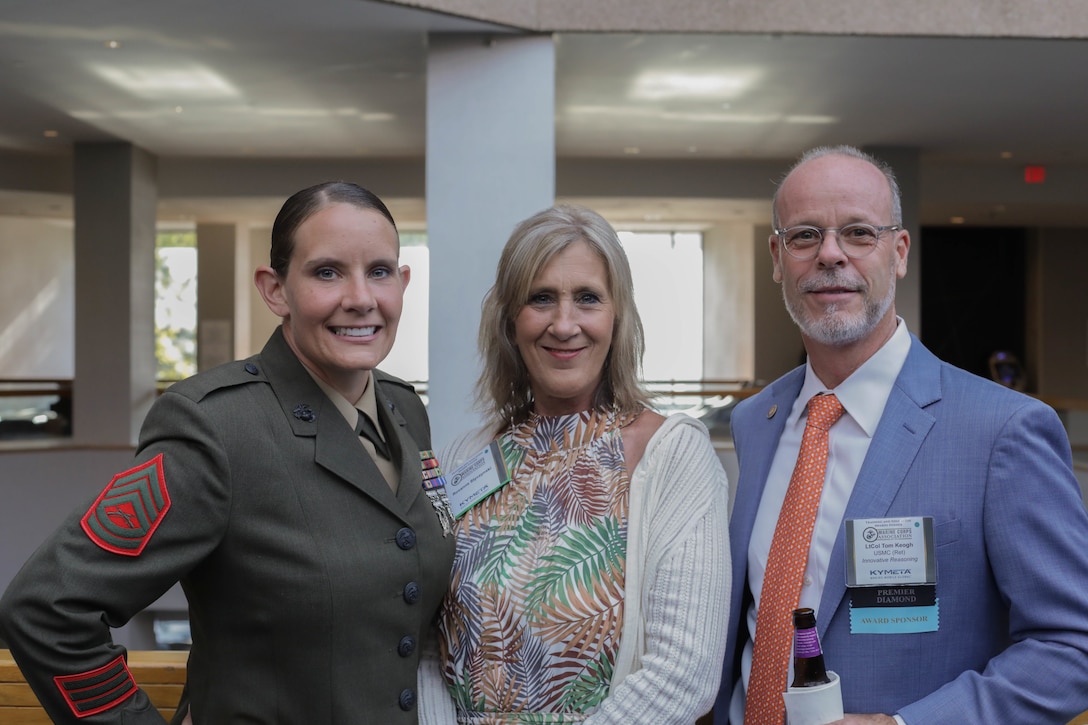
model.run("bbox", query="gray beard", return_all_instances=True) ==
[783,275,895,347]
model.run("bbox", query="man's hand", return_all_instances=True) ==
[830,715,897,725]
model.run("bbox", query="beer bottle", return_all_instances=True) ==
[791,607,831,687]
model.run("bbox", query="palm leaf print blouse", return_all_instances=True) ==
[438,409,636,723]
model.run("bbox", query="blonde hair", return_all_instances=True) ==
[477,204,651,431]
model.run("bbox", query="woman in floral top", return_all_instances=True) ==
[419,204,731,724]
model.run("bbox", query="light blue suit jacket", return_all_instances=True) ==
[715,335,1088,724]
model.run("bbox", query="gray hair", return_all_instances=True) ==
[771,145,902,228]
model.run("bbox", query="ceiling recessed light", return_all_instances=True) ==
[631,69,759,101]
[43,130,58,138]
[659,109,780,124]
[1000,151,1013,159]
[105,40,121,49]
[91,64,238,99]
[784,115,837,125]
[950,216,965,224]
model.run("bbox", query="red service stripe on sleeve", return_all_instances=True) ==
[54,655,139,718]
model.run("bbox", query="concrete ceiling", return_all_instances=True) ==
[2,0,1087,227]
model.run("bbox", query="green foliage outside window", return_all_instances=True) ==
[156,231,197,381]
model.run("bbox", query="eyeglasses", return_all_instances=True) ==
[774,223,901,260]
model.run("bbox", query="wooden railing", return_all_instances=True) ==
[645,378,762,399]
[0,649,186,724]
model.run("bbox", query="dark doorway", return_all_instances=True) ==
[919,226,1027,384]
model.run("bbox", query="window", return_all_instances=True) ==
[618,230,704,384]
[146,225,706,402]
[382,232,429,387]
[155,230,198,381]
[380,229,705,401]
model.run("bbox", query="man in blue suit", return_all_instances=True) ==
[715,145,1088,724]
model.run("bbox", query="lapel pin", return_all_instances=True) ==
[292,403,316,422]
[767,404,778,419]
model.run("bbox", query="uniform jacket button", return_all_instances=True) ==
[403,581,420,604]
[398,635,416,657]
[396,527,416,550]
[398,688,416,711]
[244,362,259,375]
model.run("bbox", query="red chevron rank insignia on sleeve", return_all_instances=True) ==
[54,654,138,718]
[81,453,171,556]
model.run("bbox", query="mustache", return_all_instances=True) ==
[799,271,866,294]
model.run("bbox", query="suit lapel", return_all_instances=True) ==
[732,371,805,549]
[818,336,942,634]
[730,367,806,635]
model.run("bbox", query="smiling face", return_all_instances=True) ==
[255,202,409,401]
[771,153,909,354]
[514,240,615,416]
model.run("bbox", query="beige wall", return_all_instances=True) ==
[0,218,74,379]
[244,226,281,359]
[1035,228,1088,399]
[195,223,238,371]
[703,221,756,381]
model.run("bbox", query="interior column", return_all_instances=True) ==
[425,33,556,447]
[72,142,158,446]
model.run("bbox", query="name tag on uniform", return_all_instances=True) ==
[446,441,511,518]
[845,516,939,634]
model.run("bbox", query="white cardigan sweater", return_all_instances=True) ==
[418,412,731,724]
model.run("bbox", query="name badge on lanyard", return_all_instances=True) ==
[845,516,939,634]
[446,441,512,519]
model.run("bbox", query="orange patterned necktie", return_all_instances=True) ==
[745,393,845,725]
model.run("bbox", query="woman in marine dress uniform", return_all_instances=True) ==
[0,182,456,724]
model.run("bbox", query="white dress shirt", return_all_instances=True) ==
[731,319,911,724]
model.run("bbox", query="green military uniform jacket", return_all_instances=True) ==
[0,327,456,724]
